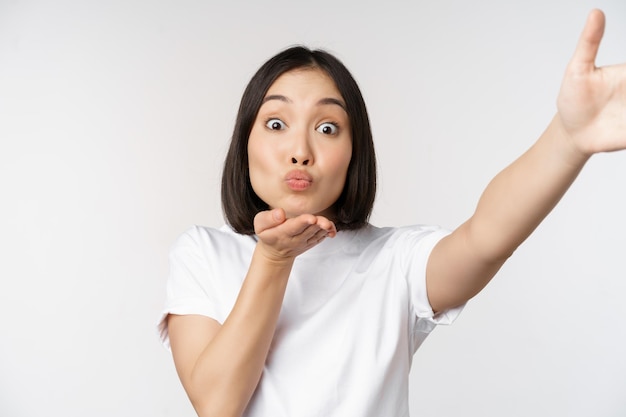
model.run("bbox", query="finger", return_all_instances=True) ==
[254,208,286,234]
[279,214,318,237]
[306,229,329,246]
[570,9,605,70]
[296,219,335,244]
[301,223,328,241]
[315,216,337,237]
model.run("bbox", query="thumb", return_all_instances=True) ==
[254,208,286,234]
[570,9,605,71]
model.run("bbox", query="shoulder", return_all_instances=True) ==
[357,224,450,249]
[173,224,255,249]
[170,224,257,262]
[352,225,451,274]
[323,224,449,267]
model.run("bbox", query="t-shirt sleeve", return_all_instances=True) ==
[406,227,465,325]
[157,226,222,350]
[398,226,465,354]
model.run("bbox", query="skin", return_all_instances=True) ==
[248,68,353,223]
[426,9,626,312]
[167,9,626,417]
[168,69,345,417]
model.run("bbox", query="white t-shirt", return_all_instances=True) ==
[158,223,463,417]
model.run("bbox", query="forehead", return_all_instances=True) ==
[266,68,342,99]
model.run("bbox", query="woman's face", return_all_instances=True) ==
[247,68,352,219]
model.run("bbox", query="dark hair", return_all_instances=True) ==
[221,46,377,235]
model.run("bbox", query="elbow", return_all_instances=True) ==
[192,398,243,417]
[186,379,247,417]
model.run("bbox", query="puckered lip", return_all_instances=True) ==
[285,169,313,182]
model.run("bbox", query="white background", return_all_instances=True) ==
[1,0,625,416]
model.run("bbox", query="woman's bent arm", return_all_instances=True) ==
[168,210,336,417]
[168,250,292,417]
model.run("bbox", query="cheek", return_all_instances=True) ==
[247,136,269,176]
[247,136,280,203]
[336,144,353,177]
[247,141,263,193]
[327,146,352,190]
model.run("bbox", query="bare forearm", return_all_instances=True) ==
[428,115,591,312]
[428,9,624,313]
[176,213,335,416]
[466,115,589,261]
[188,249,293,417]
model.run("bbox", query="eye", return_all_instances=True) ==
[265,118,286,131]
[316,122,339,135]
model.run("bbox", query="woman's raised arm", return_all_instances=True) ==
[426,9,626,313]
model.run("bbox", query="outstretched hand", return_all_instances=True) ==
[253,208,337,262]
[557,9,626,156]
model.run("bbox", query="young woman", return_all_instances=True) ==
[158,9,625,417]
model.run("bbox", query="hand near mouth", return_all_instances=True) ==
[254,208,337,263]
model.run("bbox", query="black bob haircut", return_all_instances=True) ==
[221,46,377,235]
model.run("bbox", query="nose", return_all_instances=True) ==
[290,130,313,166]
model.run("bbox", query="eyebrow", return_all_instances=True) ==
[262,95,347,111]
[317,97,347,111]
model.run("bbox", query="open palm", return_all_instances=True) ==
[557,9,626,155]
